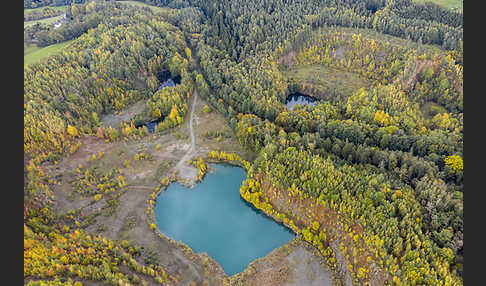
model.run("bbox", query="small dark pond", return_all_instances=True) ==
[134,73,182,133]
[156,70,181,89]
[157,78,175,91]
[140,117,164,133]
[285,92,318,110]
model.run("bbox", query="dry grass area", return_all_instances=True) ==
[282,64,372,100]
[192,98,256,162]
[228,239,337,286]
[43,94,255,285]
[100,99,146,129]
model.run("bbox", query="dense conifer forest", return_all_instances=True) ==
[24,0,462,285]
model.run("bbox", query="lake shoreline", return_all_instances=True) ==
[152,163,295,276]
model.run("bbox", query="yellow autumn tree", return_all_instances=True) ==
[445,155,463,174]
[373,110,391,126]
[168,105,182,126]
[185,47,192,59]
[203,105,211,114]
[67,125,79,137]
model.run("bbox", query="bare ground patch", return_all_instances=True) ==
[100,99,146,129]
[402,59,434,91]
[44,92,252,286]
[228,239,337,286]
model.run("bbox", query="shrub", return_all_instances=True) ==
[121,240,129,248]
[203,105,211,114]
[93,194,102,202]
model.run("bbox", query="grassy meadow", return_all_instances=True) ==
[24,5,67,14]
[282,64,372,99]
[117,0,171,13]
[24,40,74,67]
[413,0,463,11]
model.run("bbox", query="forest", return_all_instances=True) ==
[25,0,462,285]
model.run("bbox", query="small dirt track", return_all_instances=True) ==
[171,88,199,185]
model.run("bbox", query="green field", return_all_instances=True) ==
[413,0,463,11]
[117,0,170,13]
[24,14,64,27]
[319,27,447,54]
[282,64,372,99]
[24,40,73,67]
[24,44,41,56]
[24,5,67,15]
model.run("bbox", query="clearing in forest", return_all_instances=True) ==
[412,0,463,11]
[282,64,372,99]
[24,40,73,66]
[117,0,171,13]
[24,5,68,14]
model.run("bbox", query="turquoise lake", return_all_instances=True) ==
[154,163,295,276]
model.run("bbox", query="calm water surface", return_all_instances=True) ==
[157,78,176,91]
[286,92,318,110]
[154,164,295,276]
[144,118,163,133]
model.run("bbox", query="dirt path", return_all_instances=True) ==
[402,59,433,90]
[172,89,199,185]
[189,89,198,150]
